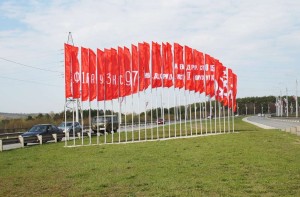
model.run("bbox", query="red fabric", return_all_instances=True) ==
[162,42,173,88]
[151,42,162,88]
[215,60,229,103]
[97,49,105,101]
[193,49,204,93]
[227,68,233,108]
[205,54,215,98]
[118,47,126,97]
[132,44,139,94]
[184,45,194,91]
[104,49,112,101]
[124,47,132,96]
[138,42,147,91]
[64,44,72,98]
[143,42,151,90]
[72,46,80,99]
[222,67,229,106]
[81,47,89,101]
[142,42,151,90]
[89,49,96,101]
[64,44,80,99]
[232,73,238,111]
[174,43,184,89]
[111,48,119,99]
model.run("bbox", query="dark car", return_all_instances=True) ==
[58,121,82,135]
[21,124,63,145]
[92,115,119,133]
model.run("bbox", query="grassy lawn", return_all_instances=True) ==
[0,117,299,196]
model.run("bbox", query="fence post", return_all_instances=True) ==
[37,135,43,145]
[52,133,57,143]
[19,136,24,147]
[0,140,3,152]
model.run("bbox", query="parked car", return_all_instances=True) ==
[156,118,165,124]
[92,115,119,133]
[21,124,63,145]
[58,121,82,135]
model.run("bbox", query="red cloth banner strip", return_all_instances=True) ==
[64,42,237,110]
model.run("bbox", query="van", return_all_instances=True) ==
[92,115,119,133]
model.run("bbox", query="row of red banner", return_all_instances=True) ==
[64,42,237,110]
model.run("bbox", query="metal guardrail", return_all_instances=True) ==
[0,128,29,134]
[0,132,24,139]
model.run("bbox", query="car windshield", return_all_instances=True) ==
[58,122,73,127]
[93,117,105,123]
[93,116,118,123]
[28,125,47,133]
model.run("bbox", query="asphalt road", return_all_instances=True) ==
[244,116,300,129]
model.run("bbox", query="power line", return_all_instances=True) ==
[0,57,63,74]
[0,75,61,87]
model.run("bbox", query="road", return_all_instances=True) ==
[244,116,300,129]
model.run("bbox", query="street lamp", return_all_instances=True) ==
[245,103,248,115]
[254,103,256,115]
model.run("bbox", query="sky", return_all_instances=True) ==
[0,0,299,114]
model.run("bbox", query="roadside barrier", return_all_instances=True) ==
[0,133,65,152]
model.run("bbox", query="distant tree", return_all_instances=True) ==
[27,115,33,121]
[37,113,43,119]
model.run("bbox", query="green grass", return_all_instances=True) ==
[0,117,300,196]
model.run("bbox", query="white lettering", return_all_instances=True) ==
[74,72,80,83]
[90,74,95,84]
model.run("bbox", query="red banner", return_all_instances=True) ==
[184,45,194,91]
[143,42,151,90]
[81,47,89,101]
[64,44,80,99]
[124,47,132,96]
[215,60,226,102]
[232,73,237,111]
[162,42,173,88]
[138,42,150,91]
[104,49,112,101]
[111,48,119,99]
[132,44,139,94]
[205,54,215,98]
[64,44,72,98]
[193,49,204,93]
[228,69,237,111]
[64,42,237,107]
[174,43,184,89]
[97,49,105,101]
[151,42,162,88]
[118,47,126,98]
[89,49,96,101]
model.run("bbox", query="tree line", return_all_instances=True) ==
[1,96,299,132]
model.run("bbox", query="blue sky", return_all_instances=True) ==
[0,0,299,113]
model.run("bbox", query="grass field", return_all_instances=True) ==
[0,117,300,196]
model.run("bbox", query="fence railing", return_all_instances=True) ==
[0,128,29,134]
